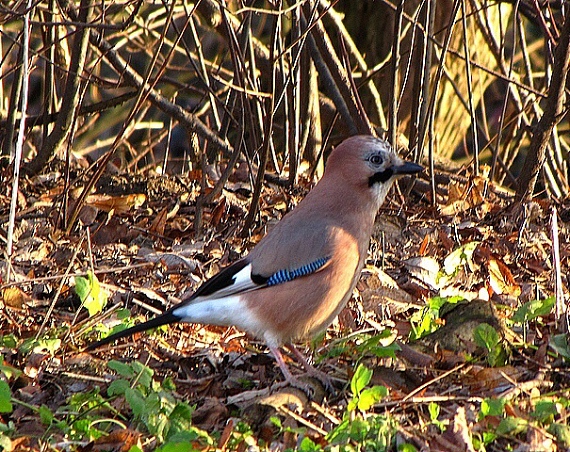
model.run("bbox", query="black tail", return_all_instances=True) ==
[85,310,181,351]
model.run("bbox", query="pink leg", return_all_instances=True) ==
[285,343,319,374]
[285,343,335,390]
[268,344,337,392]
[268,344,295,382]
[268,344,325,395]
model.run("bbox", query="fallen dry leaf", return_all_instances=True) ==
[85,193,146,214]
[488,257,521,297]
[87,428,141,451]
[1,286,30,308]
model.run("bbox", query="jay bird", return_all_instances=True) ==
[87,135,423,385]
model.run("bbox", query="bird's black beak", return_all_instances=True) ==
[393,161,423,175]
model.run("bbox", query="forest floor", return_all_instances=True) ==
[1,158,570,451]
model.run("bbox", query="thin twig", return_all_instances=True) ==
[461,0,480,175]
[551,206,567,332]
[25,0,93,175]
[5,0,31,283]
[302,1,371,135]
[241,7,279,236]
[389,0,404,148]
[516,5,570,199]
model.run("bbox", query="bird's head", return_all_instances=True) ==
[325,135,423,207]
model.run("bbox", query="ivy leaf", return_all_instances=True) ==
[107,379,130,397]
[550,334,570,360]
[512,297,555,323]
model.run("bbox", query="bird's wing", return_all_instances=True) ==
[246,212,339,278]
[188,214,338,301]
[189,253,331,302]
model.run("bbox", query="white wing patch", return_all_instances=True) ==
[199,263,259,300]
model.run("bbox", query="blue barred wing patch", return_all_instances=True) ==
[265,256,331,286]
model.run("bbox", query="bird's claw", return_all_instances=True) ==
[279,376,321,399]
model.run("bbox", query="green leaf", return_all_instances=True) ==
[143,391,161,414]
[548,423,570,448]
[162,376,176,391]
[108,360,135,378]
[357,386,388,411]
[107,379,130,396]
[125,388,146,417]
[398,443,418,452]
[76,272,108,316]
[474,323,499,351]
[428,402,440,421]
[131,361,154,389]
[297,437,323,451]
[0,335,17,349]
[355,331,400,359]
[166,403,194,439]
[443,242,480,276]
[372,342,400,359]
[427,296,463,310]
[0,381,12,413]
[409,297,463,341]
[512,297,555,323]
[346,398,358,412]
[270,416,282,429]
[326,418,351,443]
[474,323,506,367]
[19,337,62,355]
[165,426,213,449]
[409,307,438,340]
[155,443,194,452]
[481,431,497,445]
[531,400,558,423]
[348,416,369,442]
[479,398,505,419]
[496,416,527,435]
[39,405,54,425]
[550,334,570,360]
[350,363,372,397]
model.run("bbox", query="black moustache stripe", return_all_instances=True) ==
[368,168,394,186]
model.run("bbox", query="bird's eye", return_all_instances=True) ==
[369,154,383,165]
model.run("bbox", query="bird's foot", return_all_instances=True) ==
[271,374,325,400]
[301,367,338,393]
[270,344,341,397]
[285,343,342,392]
